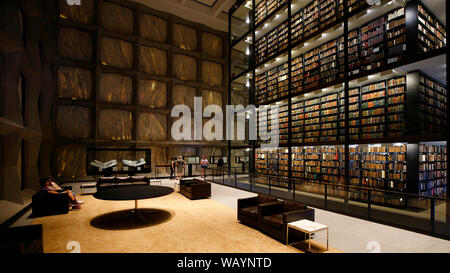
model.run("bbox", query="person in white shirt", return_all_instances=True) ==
[200,155,209,178]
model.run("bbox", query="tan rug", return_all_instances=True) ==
[31,192,341,253]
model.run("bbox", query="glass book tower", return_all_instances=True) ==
[228,0,449,238]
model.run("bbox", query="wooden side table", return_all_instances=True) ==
[287,219,328,251]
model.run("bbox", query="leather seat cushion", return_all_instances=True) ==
[262,213,283,229]
[240,206,258,218]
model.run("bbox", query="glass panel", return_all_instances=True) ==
[231,3,252,44]
[294,180,325,208]
[435,198,450,237]
[371,193,432,232]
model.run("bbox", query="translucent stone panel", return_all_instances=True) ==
[140,46,167,75]
[173,23,197,51]
[98,109,133,140]
[174,54,197,81]
[58,27,93,61]
[100,1,134,34]
[59,0,95,24]
[139,13,167,43]
[202,32,223,58]
[172,85,196,110]
[139,79,167,108]
[55,145,86,178]
[137,113,167,141]
[99,73,133,104]
[170,146,197,159]
[136,146,167,169]
[202,89,223,108]
[202,61,222,86]
[56,105,92,139]
[57,66,92,100]
[100,37,133,69]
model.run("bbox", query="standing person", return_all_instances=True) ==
[176,156,186,181]
[170,158,176,180]
[217,157,224,176]
[200,155,209,178]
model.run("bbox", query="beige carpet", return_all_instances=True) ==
[31,191,341,253]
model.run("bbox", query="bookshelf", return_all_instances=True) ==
[418,72,447,135]
[360,16,386,73]
[255,61,289,104]
[419,143,447,197]
[229,0,448,205]
[417,3,446,54]
[386,8,407,65]
[339,87,360,141]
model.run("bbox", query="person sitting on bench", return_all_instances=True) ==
[40,177,84,210]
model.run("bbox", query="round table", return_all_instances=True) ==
[94,185,174,222]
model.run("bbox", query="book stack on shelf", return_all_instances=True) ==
[268,102,289,145]
[255,20,288,65]
[255,0,288,25]
[255,149,268,176]
[267,67,278,101]
[419,144,447,196]
[278,63,289,98]
[304,0,319,38]
[291,99,304,142]
[417,3,446,54]
[338,0,367,18]
[339,29,360,78]
[303,96,321,143]
[418,72,447,135]
[291,9,303,44]
[255,73,267,104]
[350,144,407,207]
[386,8,406,65]
[291,56,304,95]
[320,39,339,85]
[360,16,386,73]
[291,146,344,197]
[231,49,249,77]
[304,48,320,90]
[257,107,268,144]
[320,93,339,142]
[387,76,407,137]
[255,61,289,104]
[319,0,337,29]
[255,36,267,66]
[361,81,387,140]
[339,87,361,141]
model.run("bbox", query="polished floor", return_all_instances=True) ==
[13,180,338,253]
[12,178,450,253]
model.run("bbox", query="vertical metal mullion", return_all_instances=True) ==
[287,0,292,197]
[343,0,350,209]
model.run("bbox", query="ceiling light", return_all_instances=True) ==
[245,47,250,55]
[245,17,250,24]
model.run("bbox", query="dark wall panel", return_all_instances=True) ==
[202,32,223,58]
[59,0,95,24]
[98,109,133,140]
[56,105,92,139]
[139,13,167,43]
[58,27,93,61]
[137,113,167,141]
[139,79,167,108]
[100,1,134,34]
[139,46,167,75]
[100,37,133,69]
[57,66,92,100]
[99,73,133,104]
[174,54,197,81]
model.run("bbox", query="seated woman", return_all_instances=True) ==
[40,177,84,210]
